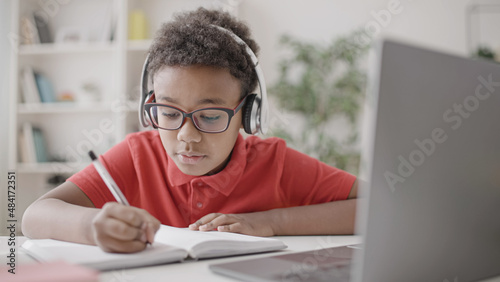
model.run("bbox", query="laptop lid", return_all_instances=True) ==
[209,39,500,282]
[354,39,500,282]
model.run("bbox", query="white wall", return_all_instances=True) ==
[238,0,474,155]
[240,0,472,86]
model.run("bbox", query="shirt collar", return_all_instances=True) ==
[167,134,246,196]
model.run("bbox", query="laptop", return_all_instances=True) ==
[209,39,500,282]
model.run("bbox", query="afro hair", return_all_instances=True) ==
[148,8,260,99]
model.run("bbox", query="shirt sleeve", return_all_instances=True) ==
[279,146,356,206]
[66,137,138,208]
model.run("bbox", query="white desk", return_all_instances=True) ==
[3,236,500,282]
[2,235,360,281]
[101,235,361,282]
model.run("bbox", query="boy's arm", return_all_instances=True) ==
[189,180,359,236]
[22,182,160,252]
[22,182,98,244]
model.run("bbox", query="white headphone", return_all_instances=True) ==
[138,25,268,135]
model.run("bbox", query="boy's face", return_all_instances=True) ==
[153,65,243,176]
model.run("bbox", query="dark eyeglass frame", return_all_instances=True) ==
[144,92,248,133]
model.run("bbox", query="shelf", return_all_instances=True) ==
[18,101,139,114]
[18,42,117,55]
[17,162,87,174]
[18,102,113,114]
[10,1,239,181]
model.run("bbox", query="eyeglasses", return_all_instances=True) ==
[145,94,247,133]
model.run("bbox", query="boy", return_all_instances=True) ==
[22,8,358,253]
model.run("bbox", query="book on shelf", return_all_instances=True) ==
[33,12,52,44]
[20,16,39,45]
[34,72,56,103]
[18,128,31,163]
[32,126,49,162]
[20,67,57,104]
[19,123,49,163]
[20,66,41,104]
[21,224,287,271]
[20,122,37,163]
[99,1,115,42]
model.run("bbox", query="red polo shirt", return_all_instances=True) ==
[68,130,356,227]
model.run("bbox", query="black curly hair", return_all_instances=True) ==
[148,8,260,99]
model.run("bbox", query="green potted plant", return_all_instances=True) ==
[270,30,370,174]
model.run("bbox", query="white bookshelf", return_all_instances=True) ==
[18,42,117,55]
[8,0,241,230]
[18,102,112,114]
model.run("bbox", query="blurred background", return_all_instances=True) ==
[1,0,499,235]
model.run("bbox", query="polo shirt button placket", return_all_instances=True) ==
[194,181,205,209]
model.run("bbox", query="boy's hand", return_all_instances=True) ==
[189,212,276,237]
[91,202,161,253]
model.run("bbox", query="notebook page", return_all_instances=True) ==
[155,225,287,259]
[21,239,187,270]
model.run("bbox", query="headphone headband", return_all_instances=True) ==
[210,25,268,135]
[139,53,151,128]
[139,25,268,135]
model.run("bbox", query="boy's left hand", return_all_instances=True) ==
[189,212,276,237]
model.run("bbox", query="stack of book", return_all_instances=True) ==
[20,66,57,104]
[20,12,52,45]
[19,123,49,163]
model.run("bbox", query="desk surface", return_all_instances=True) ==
[3,235,360,281]
[104,235,363,281]
[3,235,500,282]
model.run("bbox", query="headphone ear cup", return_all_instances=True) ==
[145,106,159,130]
[242,94,260,135]
[141,91,159,129]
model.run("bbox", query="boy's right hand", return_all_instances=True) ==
[90,202,161,253]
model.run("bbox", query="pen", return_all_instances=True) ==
[88,150,153,245]
[88,150,130,206]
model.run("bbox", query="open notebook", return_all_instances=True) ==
[21,225,287,271]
